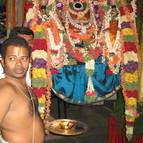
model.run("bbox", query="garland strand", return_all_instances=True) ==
[119,0,139,141]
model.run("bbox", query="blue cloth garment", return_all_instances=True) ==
[52,56,121,104]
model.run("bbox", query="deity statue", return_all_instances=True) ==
[26,0,140,140]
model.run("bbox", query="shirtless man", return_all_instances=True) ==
[0,37,45,143]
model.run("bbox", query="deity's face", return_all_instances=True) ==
[69,0,88,11]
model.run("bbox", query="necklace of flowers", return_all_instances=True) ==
[42,10,69,70]
[65,14,101,62]
[39,9,63,51]
[66,10,93,34]
[46,23,63,52]
[103,6,122,74]
[65,21,96,43]
[50,10,64,31]
[104,29,121,74]
[65,0,104,62]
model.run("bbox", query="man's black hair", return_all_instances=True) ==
[9,26,34,38]
[1,36,31,59]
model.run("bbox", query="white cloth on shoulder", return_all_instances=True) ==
[0,64,4,79]
[0,137,9,143]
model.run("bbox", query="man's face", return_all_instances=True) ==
[2,46,30,79]
[18,34,33,47]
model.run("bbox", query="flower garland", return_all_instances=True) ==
[26,1,52,125]
[64,1,104,102]
[32,39,52,122]
[47,11,68,70]
[119,0,139,141]
[140,17,143,102]
[84,59,97,102]
[32,38,48,119]
[64,1,101,63]
[103,6,122,74]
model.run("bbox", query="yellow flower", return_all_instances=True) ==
[126,117,135,122]
[126,97,137,106]
[32,68,47,78]
[124,71,138,83]
[35,25,43,32]
[122,28,134,36]
[39,95,46,104]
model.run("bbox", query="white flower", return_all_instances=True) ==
[26,8,35,23]
[32,50,47,60]
[124,51,138,64]
[47,28,63,50]
[85,59,95,71]
[126,125,134,141]
[38,107,45,114]
[120,15,128,23]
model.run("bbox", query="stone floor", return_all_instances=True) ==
[45,96,115,143]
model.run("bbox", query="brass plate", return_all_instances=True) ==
[47,119,88,136]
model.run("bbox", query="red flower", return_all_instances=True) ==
[32,88,47,98]
[125,90,138,98]
[123,42,137,53]
[51,68,58,74]
[88,48,101,60]
[85,91,95,96]
[106,69,113,75]
[50,49,58,54]
[33,39,47,51]
[24,1,33,11]
[126,121,134,126]
[119,5,133,16]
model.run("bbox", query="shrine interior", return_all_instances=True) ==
[0,0,143,143]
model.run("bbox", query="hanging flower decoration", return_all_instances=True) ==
[119,0,139,141]
[26,1,53,124]
[32,39,50,120]
[102,5,122,74]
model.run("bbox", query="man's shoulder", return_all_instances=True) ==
[0,79,17,95]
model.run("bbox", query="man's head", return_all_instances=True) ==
[1,36,31,78]
[9,26,34,47]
